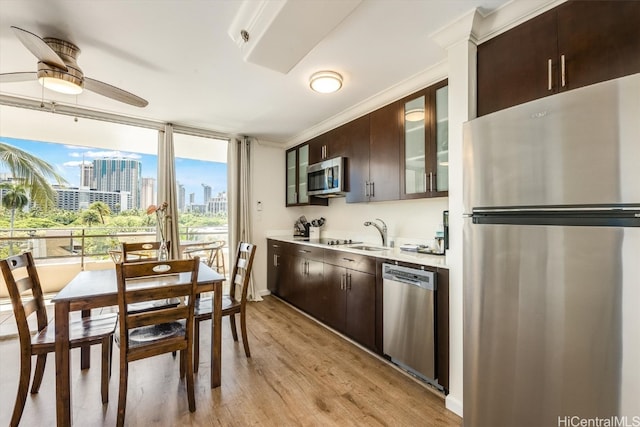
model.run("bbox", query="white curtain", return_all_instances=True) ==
[157,124,181,259]
[228,136,261,301]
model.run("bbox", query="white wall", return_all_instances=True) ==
[286,197,448,248]
[249,141,288,295]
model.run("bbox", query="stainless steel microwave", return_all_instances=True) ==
[307,156,345,197]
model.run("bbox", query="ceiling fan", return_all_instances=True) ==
[0,26,148,107]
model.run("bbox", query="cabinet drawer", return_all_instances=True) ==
[324,250,376,273]
[293,244,324,262]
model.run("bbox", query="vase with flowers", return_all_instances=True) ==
[147,201,169,261]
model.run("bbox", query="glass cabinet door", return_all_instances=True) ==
[401,79,448,199]
[435,85,448,192]
[404,95,426,195]
[298,145,309,204]
[286,149,297,205]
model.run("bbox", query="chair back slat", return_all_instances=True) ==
[123,283,194,304]
[127,305,190,329]
[21,298,39,319]
[15,276,35,294]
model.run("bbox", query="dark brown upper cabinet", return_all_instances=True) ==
[478,0,640,116]
[367,100,401,202]
[400,79,449,199]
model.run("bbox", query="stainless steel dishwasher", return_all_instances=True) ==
[382,263,437,383]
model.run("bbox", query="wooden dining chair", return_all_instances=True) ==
[0,252,117,427]
[121,241,171,262]
[183,241,226,275]
[114,257,200,427]
[194,242,256,370]
[121,241,181,313]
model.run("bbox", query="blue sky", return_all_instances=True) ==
[0,136,227,205]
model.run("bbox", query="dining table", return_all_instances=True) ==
[51,262,224,426]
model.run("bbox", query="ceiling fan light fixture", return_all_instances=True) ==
[38,76,83,95]
[309,71,343,94]
[405,108,425,122]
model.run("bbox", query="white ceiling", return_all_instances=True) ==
[0,0,510,146]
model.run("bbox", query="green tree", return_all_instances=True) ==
[0,141,67,209]
[1,184,29,255]
[80,209,101,227]
[89,201,111,224]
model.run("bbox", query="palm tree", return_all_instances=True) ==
[1,184,29,255]
[0,141,67,209]
[80,209,101,227]
[89,201,111,224]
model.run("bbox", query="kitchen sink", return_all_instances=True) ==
[348,245,387,252]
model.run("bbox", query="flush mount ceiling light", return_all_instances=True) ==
[309,71,343,93]
[405,108,425,122]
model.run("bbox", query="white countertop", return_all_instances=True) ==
[268,236,448,269]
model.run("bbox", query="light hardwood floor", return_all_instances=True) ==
[0,296,462,426]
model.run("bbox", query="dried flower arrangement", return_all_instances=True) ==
[146,201,169,241]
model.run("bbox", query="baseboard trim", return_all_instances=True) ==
[446,395,463,417]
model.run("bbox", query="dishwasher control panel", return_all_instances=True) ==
[382,263,436,291]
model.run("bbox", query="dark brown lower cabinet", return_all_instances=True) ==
[267,240,288,296]
[285,253,324,317]
[322,264,376,351]
[266,240,445,376]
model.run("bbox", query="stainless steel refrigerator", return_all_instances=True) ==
[462,73,640,427]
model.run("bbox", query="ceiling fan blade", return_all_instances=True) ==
[11,26,68,70]
[0,71,37,83]
[84,78,148,107]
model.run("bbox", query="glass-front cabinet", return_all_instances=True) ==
[401,79,448,199]
[286,144,308,205]
[435,84,449,193]
[286,144,328,207]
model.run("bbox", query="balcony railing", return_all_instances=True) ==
[0,226,229,298]
[0,226,228,267]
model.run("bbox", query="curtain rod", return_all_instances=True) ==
[0,94,231,141]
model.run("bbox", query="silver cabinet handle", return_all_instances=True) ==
[561,54,566,87]
[347,273,352,291]
[299,249,311,254]
[365,182,370,197]
[342,257,355,263]
[548,59,553,91]
[423,173,427,192]
[340,274,346,290]
[370,181,375,197]
[273,254,279,266]
[429,172,434,192]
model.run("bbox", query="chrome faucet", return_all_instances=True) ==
[364,218,388,247]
